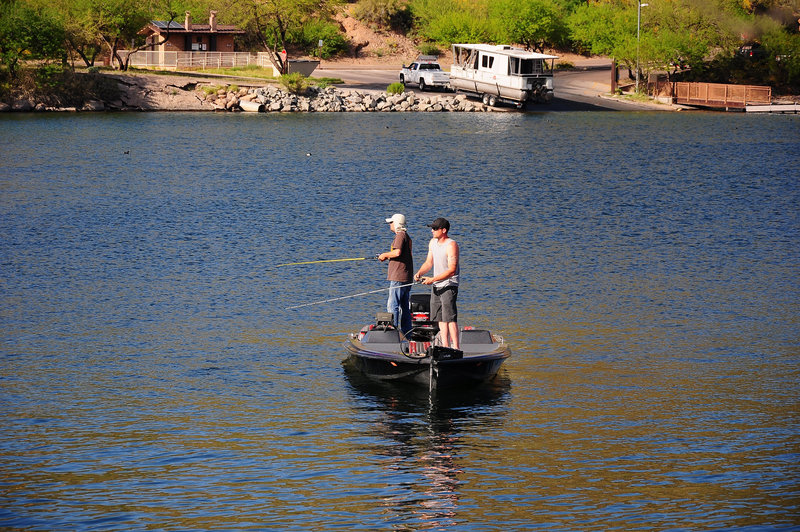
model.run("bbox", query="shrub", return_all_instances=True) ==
[353,0,413,32]
[421,10,493,44]
[312,77,339,89]
[280,72,310,94]
[294,19,349,59]
[387,81,405,94]
[418,43,442,56]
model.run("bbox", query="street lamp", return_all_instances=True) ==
[636,1,649,92]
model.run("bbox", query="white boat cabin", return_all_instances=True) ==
[450,44,558,106]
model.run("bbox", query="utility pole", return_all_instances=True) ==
[636,1,648,92]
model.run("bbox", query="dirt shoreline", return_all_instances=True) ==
[0,54,676,113]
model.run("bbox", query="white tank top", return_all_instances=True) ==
[432,238,459,288]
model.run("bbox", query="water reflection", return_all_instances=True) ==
[343,365,510,529]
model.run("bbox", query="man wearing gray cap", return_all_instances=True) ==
[414,217,460,350]
[378,213,414,335]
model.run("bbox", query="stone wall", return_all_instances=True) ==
[202,85,496,113]
[0,75,499,113]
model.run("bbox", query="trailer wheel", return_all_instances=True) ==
[482,94,490,105]
[488,95,497,107]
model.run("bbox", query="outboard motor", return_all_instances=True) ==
[410,293,432,325]
[427,345,463,361]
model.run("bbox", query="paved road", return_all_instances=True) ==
[318,59,666,111]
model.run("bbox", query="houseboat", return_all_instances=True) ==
[449,44,557,107]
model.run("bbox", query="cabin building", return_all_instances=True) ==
[139,11,245,53]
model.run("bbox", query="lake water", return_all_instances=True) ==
[1,110,799,530]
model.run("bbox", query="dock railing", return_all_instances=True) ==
[673,82,771,109]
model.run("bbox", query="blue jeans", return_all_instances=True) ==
[387,281,412,335]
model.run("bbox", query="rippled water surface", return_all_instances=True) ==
[1,111,799,530]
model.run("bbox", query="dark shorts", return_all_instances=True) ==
[430,285,458,323]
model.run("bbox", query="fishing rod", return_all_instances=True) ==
[276,255,379,267]
[285,281,418,310]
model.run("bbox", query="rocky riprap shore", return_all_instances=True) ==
[0,73,500,113]
[226,86,496,113]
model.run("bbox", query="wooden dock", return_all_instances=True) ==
[673,82,771,110]
[746,103,800,113]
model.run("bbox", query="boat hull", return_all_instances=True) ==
[344,339,510,389]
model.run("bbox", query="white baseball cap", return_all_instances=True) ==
[385,213,406,226]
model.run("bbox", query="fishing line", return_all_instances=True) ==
[276,256,378,267]
[285,281,419,310]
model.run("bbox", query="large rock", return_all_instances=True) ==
[81,100,105,111]
[12,99,33,112]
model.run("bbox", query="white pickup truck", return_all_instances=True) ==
[399,56,450,91]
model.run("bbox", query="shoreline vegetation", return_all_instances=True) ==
[0,69,523,113]
[0,62,680,113]
[2,0,798,114]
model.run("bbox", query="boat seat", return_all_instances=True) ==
[459,329,497,354]
[363,329,402,344]
[460,329,493,345]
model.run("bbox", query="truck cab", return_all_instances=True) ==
[399,56,451,91]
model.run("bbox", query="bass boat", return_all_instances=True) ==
[344,293,511,390]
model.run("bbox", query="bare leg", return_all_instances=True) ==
[447,322,460,350]
[438,322,449,347]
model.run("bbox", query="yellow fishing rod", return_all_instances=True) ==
[276,255,378,267]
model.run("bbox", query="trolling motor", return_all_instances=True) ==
[373,312,395,330]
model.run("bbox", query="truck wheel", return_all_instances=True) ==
[400,75,405,85]
[419,78,426,91]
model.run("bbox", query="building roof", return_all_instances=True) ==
[142,20,245,35]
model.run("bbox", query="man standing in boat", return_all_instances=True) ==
[414,217,460,350]
[378,213,414,336]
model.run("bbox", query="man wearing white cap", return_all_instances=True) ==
[378,213,414,335]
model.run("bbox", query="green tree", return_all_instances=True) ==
[292,19,348,59]
[761,27,800,92]
[231,0,343,73]
[0,0,65,80]
[409,0,496,44]
[491,0,569,52]
[67,0,152,70]
[569,0,741,88]
[568,2,633,62]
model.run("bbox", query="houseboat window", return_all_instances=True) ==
[510,58,543,75]
[454,47,479,69]
[481,55,494,69]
